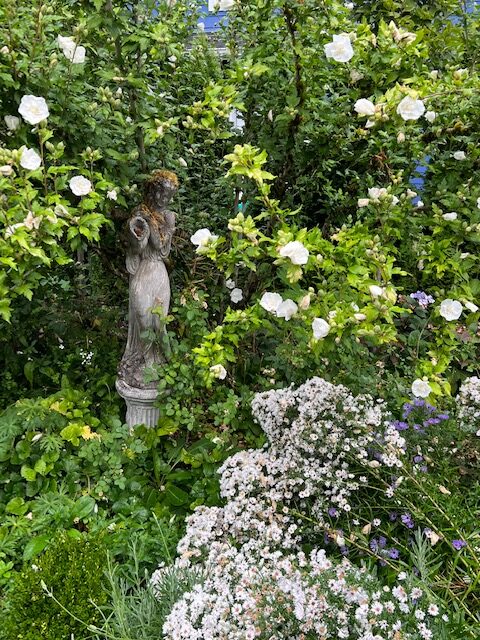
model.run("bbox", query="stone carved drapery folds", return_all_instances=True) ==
[118,170,178,391]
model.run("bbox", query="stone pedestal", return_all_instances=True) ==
[116,379,160,428]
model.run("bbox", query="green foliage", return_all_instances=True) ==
[0,533,108,640]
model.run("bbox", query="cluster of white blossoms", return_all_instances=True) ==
[57,35,86,64]
[260,291,298,321]
[357,187,399,208]
[455,377,480,436]
[159,378,443,639]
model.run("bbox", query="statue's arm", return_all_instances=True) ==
[150,210,175,259]
[126,214,150,275]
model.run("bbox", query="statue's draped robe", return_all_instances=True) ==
[119,208,175,388]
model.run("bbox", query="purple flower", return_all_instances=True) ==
[452,539,467,551]
[389,512,398,522]
[388,548,400,559]
[328,507,339,518]
[413,455,423,463]
[393,420,409,431]
[401,513,415,529]
[410,291,435,309]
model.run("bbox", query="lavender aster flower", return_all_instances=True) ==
[410,291,435,309]
[452,539,467,551]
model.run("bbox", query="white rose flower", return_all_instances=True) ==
[312,317,330,339]
[425,111,436,123]
[225,278,235,290]
[276,299,298,321]
[442,212,457,221]
[4,115,20,131]
[298,293,311,310]
[453,151,466,161]
[18,95,49,125]
[20,148,42,171]
[24,211,41,230]
[357,198,370,208]
[439,299,462,321]
[0,165,14,176]
[230,288,243,304]
[324,34,354,63]
[190,228,218,248]
[369,284,385,298]
[354,99,375,116]
[368,187,388,201]
[396,96,425,121]
[209,364,227,380]
[411,379,432,398]
[69,175,92,196]
[278,240,309,265]
[464,301,478,313]
[58,36,86,63]
[477,197,480,209]
[354,313,367,321]
[260,292,283,313]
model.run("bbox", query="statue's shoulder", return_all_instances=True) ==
[131,203,150,219]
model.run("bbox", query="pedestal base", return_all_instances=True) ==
[116,379,160,428]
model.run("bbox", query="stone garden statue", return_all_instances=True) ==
[116,170,178,426]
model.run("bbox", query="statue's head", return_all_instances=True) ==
[144,170,179,208]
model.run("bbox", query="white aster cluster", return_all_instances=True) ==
[159,378,441,639]
[455,376,480,436]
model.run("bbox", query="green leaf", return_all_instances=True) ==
[5,497,28,516]
[164,483,190,507]
[20,465,37,482]
[71,495,96,520]
[23,535,50,562]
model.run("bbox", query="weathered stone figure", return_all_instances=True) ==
[116,170,178,426]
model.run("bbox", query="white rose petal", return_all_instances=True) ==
[107,189,118,201]
[58,36,86,64]
[225,278,235,290]
[368,187,388,201]
[210,364,227,380]
[278,240,309,265]
[464,301,478,313]
[24,211,41,230]
[230,288,243,304]
[276,299,298,321]
[69,175,92,196]
[354,99,375,116]
[0,165,14,177]
[20,148,42,171]
[312,317,330,340]
[357,198,370,208]
[354,313,367,321]
[411,379,432,398]
[260,292,283,314]
[442,212,457,221]
[369,284,385,298]
[190,228,218,248]
[439,298,463,321]
[324,34,354,63]
[18,95,49,125]
[453,151,466,161]
[425,111,436,123]
[365,119,375,129]
[397,96,425,121]
[4,115,20,131]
